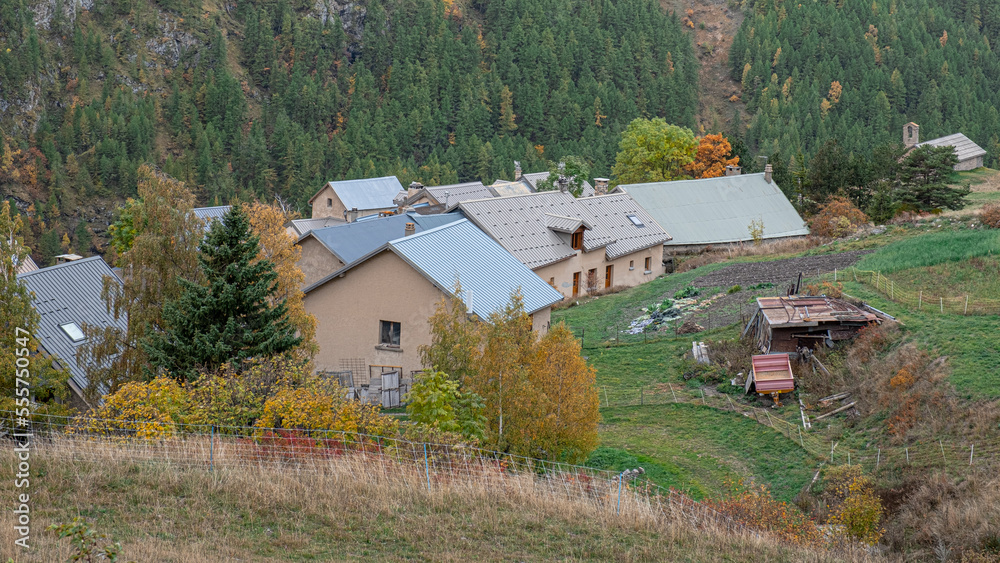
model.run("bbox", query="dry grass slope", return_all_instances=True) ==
[0,441,874,562]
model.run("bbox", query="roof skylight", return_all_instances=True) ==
[626,214,644,227]
[60,322,85,342]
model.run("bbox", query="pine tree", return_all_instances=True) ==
[143,203,302,380]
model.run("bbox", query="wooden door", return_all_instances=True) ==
[605,265,613,288]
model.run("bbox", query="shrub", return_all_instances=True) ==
[674,285,701,299]
[255,376,399,438]
[406,370,486,440]
[77,377,188,439]
[727,284,742,294]
[706,479,823,546]
[981,202,1000,229]
[808,196,869,237]
[48,518,126,562]
[823,466,884,545]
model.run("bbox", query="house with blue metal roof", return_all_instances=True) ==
[17,256,126,405]
[296,211,465,287]
[302,219,563,387]
[307,176,405,222]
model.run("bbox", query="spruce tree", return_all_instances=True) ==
[143,203,302,381]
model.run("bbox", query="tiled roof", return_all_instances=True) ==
[619,173,809,246]
[17,256,126,394]
[313,176,405,211]
[15,255,39,274]
[576,193,672,259]
[302,212,464,266]
[543,213,589,234]
[917,133,987,162]
[458,190,666,269]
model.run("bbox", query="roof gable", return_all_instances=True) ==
[303,212,464,266]
[620,173,808,246]
[17,256,126,393]
[309,176,405,210]
[916,133,987,161]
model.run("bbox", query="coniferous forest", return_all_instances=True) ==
[0,0,697,263]
[732,0,1000,166]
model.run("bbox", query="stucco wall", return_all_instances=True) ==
[305,249,554,383]
[310,185,346,220]
[298,236,345,288]
[534,246,660,299]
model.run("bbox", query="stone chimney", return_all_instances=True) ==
[345,207,359,223]
[514,160,522,180]
[408,181,424,197]
[594,178,610,195]
[764,164,773,184]
[904,122,920,148]
[404,222,416,237]
[725,165,742,177]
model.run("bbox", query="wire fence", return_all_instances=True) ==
[1,410,758,538]
[594,383,1000,476]
[840,267,1000,315]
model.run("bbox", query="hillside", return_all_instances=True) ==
[0,0,698,265]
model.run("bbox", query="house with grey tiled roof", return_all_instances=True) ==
[458,190,670,298]
[904,123,987,171]
[308,176,405,222]
[18,256,126,404]
[404,181,497,209]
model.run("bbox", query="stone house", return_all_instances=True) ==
[904,122,987,171]
[307,176,405,222]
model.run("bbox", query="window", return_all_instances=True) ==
[605,265,613,288]
[327,198,333,208]
[570,229,583,250]
[60,322,85,342]
[549,277,556,288]
[626,214,644,227]
[572,272,580,297]
[379,320,401,346]
[644,257,652,272]
[629,260,635,270]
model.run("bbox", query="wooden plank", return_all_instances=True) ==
[813,402,857,421]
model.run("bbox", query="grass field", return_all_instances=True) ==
[855,229,1000,273]
[0,450,850,562]
[589,403,815,503]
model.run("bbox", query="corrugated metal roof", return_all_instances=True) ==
[576,194,672,259]
[192,206,231,222]
[17,256,126,392]
[424,182,496,205]
[326,176,404,211]
[620,173,809,246]
[305,212,464,265]
[287,217,348,237]
[917,133,987,162]
[756,296,878,328]
[16,255,39,274]
[388,220,563,316]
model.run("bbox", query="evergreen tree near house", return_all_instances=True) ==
[897,145,970,211]
[143,204,302,380]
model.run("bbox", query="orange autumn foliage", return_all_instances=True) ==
[685,133,739,179]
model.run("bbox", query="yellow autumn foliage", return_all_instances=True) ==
[255,376,399,438]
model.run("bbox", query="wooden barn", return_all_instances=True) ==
[743,296,879,354]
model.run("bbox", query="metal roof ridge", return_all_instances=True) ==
[16,255,107,279]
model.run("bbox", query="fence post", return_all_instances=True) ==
[669,383,678,403]
[210,425,214,472]
[919,291,922,310]
[905,447,909,464]
[617,476,622,515]
[640,386,644,406]
[965,295,969,315]
[604,386,609,407]
[970,444,975,466]
[939,439,946,465]
[940,297,944,313]
[424,443,431,492]
[701,389,706,405]
[581,328,585,348]
[876,448,880,471]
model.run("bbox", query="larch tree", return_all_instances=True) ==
[612,118,698,185]
[685,133,740,179]
[142,203,302,381]
[77,165,204,399]
[0,201,70,412]
[528,323,599,463]
[245,201,317,362]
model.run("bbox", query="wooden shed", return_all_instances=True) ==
[743,295,879,354]
[746,354,795,406]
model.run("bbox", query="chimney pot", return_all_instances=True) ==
[594,178,610,195]
[514,160,522,180]
[404,222,416,236]
[345,207,359,222]
[764,164,773,184]
[407,181,424,198]
[725,165,742,177]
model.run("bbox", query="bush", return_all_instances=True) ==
[706,479,823,546]
[674,285,701,299]
[808,196,869,237]
[823,466,884,546]
[981,203,1000,229]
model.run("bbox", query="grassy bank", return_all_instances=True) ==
[0,450,852,562]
